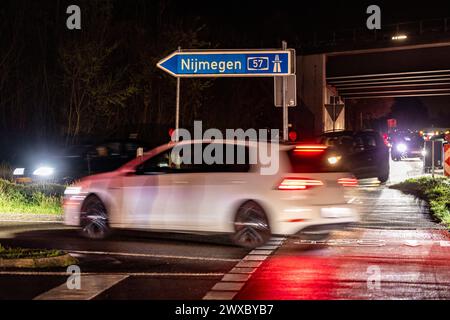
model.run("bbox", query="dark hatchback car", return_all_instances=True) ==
[318,130,390,183]
[12,140,149,184]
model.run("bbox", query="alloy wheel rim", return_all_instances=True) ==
[234,204,269,247]
[82,201,108,238]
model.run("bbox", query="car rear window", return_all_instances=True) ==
[287,147,347,173]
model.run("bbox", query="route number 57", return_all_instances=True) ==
[247,57,269,71]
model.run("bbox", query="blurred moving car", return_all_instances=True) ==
[12,140,149,184]
[389,129,424,161]
[63,140,359,248]
[319,130,390,183]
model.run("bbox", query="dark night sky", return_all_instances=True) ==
[1,0,450,156]
[115,0,450,47]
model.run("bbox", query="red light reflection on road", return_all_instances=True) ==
[235,256,340,300]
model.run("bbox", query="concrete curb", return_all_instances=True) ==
[0,254,77,268]
[0,213,63,223]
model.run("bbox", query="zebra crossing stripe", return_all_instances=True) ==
[203,237,287,300]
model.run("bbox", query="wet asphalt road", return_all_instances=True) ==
[0,158,449,300]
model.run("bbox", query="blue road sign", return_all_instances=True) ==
[157,50,293,77]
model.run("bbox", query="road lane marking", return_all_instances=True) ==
[235,261,262,268]
[34,274,128,300]
[243,255,268,261]
[212,282,245,291]
[203,291,237,300]
[404,240,420,247]
[0,271,225,277]
[256,245,278,250]
[222,274,251,282]
[440,241,450,247]
[249,249,272,255]
[293,239,450,247]
[266,241,284,245]
[203,237,287,300]
[69,250,240,262]
[230,267,256,274]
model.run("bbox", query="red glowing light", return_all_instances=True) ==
[278,177,324,190]
[294,144,327,154]
[337,177,358,187]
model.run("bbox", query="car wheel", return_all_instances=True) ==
[232,201,271,248]
[80,195,110,240]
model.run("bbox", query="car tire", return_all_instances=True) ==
[231,201,271,249]
[80,195,110,240]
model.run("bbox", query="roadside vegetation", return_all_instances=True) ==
[391,177,450,228]
[0,244,64,259]
[0,179,64,215]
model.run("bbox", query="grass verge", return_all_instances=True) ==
[0,244,63,259]
[0,179,63,214]
[390,176,450,228]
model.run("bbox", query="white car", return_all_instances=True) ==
[63,140,359,248]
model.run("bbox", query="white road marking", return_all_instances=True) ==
[292,239,450,247]
[269,237,286,241]
[0,271,225,277]
[69,250,240,262]
[404,240,420,247]
[212,282,245,291]
[203,237,287,300]
[249,249,272,255]
[203,291,237,300]
[34,274,128,300]
[221,274,251,282]
[256,245,279,250]
[440,241,450,247]
[235,261,262,268]
[243,255,268,261]
[266,241,284,245]
[230,267,256,274]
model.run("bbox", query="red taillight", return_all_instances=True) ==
[278,177,324,190]
[338,177,358,187]
[293,144,327,154]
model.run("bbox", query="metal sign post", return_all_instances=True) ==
[175,46,181,141]
[282,41,288,142]
[432,140,435,178]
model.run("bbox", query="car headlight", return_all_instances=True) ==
[33,166,54,176]
[327,156,342,165]
[64,186,82,195]
[396,143,407,152]
[13,168,25,176]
